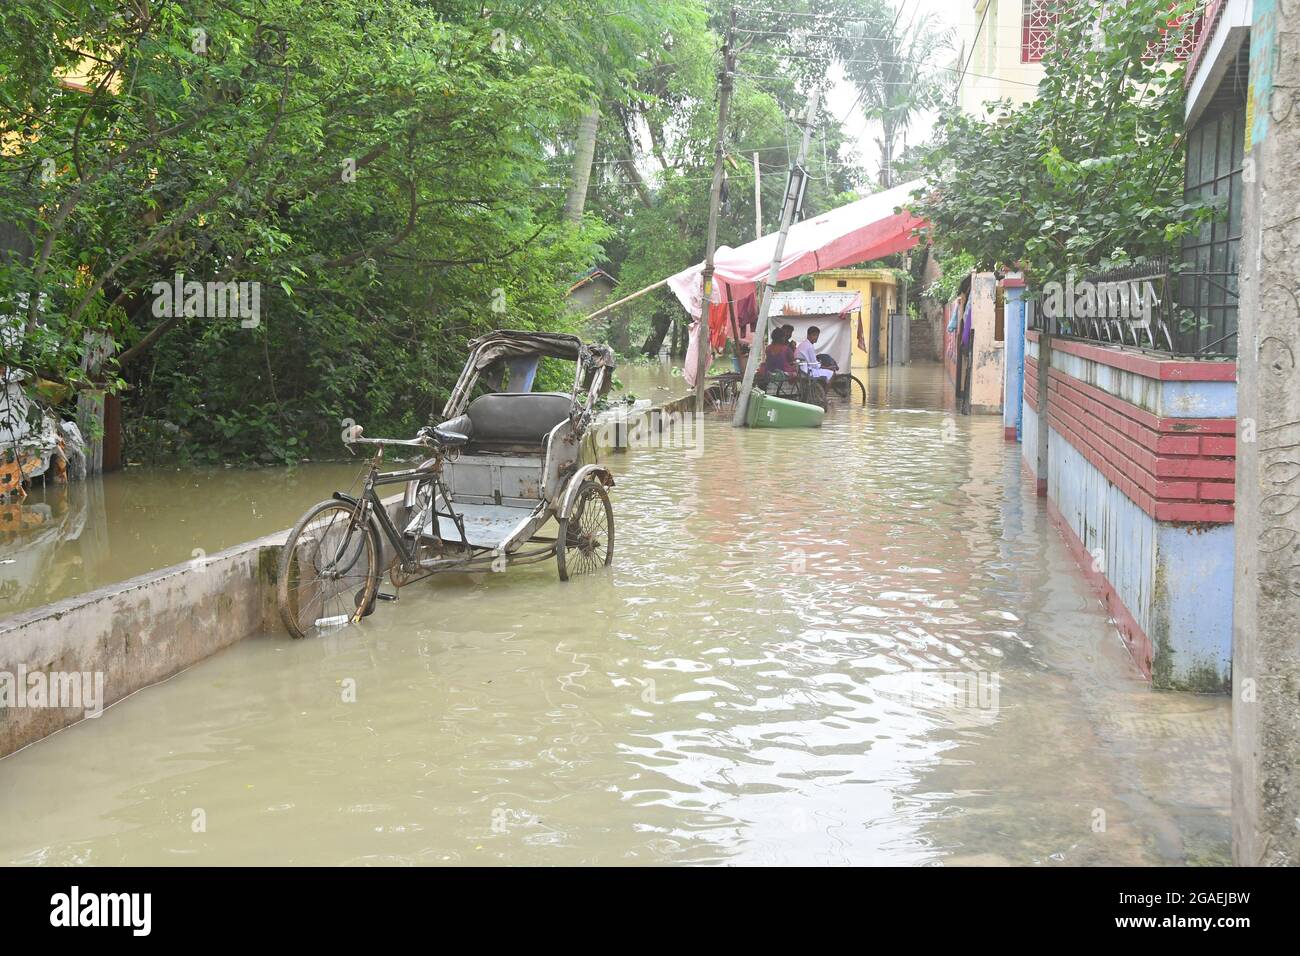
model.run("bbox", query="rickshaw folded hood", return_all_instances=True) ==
[466,330,614,370]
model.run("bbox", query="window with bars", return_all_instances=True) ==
[1020,3,1204,65]
[1176,64,1246,357]
[1149,6,1204,61]
[1021,0,1058,63]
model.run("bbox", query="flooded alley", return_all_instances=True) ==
[0,365,1230,866]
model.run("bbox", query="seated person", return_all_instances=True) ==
[795,326,834,381]
[763,328,796,376]
[780,324,797,366]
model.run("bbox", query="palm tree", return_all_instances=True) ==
[840,4,954,188]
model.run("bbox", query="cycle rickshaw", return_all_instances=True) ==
[276,330,618,639]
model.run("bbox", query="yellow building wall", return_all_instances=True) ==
[811,269,897,372]
[2,59,102,157]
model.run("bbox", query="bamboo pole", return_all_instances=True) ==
[731,89,820,427]
[694,7,736,413]
[583,277,669,323]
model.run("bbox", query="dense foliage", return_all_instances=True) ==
[582,0,885,355]
[837,4,953,188]
[0,0,941,463]
[911,0,1210,286]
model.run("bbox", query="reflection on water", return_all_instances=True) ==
[0,364,1229,865]
[1,462,360,618]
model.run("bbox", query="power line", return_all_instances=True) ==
[956,0,993,94]
[739,71,958,88]
[839,85,867,125]
[541,141,856,171]
[732,3,901,24]
[890,0,912,34]
[741,51,1041,89]
[730,19,1039,90]
[739,26,1032,53]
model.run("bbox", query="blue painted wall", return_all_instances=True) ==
[1003,287,1026,441]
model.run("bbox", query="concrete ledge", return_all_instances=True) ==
[0,528,287,758]
[1026,330,1238,383]
[585,392,696,457]
[0,495,412,760]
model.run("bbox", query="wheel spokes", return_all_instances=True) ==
[562,487,610,575]
[286,507,372,634]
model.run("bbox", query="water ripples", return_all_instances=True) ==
[0,366,1229,865]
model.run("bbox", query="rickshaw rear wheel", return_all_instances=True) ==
[831,373,867,405]
[556,480,614,581]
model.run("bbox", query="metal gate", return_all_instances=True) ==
[869,295,883,368]
[888,311,908,365]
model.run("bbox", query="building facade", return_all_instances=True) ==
[811,269,898,371]
[943,2,1241,688]
[1020,1,1245,689]
[956,0,1052,118]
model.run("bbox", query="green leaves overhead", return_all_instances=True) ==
[911,0,1211,284]
[0,0,934,462]
[0,0,610,461]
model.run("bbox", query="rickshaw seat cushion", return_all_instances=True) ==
[464,392,571,446]
[432,420,471,448]
[439,414,474,438]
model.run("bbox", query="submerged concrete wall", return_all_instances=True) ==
[1025,333,1237,690]
[0,489,417,759]
[0,530,284,758]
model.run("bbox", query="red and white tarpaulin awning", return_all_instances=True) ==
[664,179,926,384]
[667,179,925,317]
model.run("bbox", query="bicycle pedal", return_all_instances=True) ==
[376,592,398,602]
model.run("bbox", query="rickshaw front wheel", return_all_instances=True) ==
[556,480,614,581]
[277,499,380,639]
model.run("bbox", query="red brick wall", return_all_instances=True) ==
[1025,355,1235,523]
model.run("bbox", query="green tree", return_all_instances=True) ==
[838,2,954,187]
[586,0,871,356]
[0,0,609,461]
[911,0,1209,284]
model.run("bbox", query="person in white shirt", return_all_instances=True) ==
[795,326,833,381]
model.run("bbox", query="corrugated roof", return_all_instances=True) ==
[770,290,862,316]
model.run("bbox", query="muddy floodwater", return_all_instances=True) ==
[1,461,360,617]
[0,364,1230,865]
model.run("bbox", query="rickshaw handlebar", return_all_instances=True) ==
[343,425,437,450]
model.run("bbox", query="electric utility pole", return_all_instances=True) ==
[731,88,820,427]
[694,7,736,413]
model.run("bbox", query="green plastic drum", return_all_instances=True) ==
[745,391,825,428]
